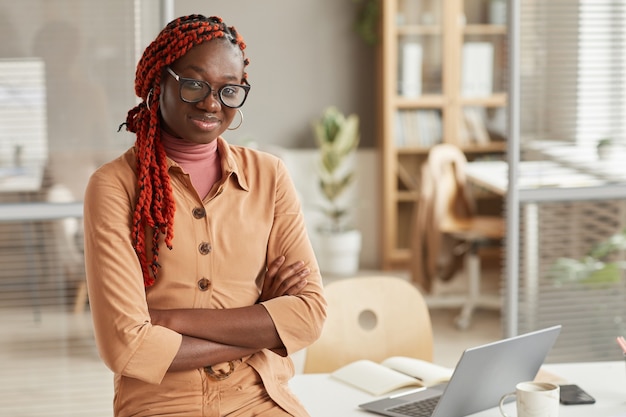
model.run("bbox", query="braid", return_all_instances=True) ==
[121,15,249,287]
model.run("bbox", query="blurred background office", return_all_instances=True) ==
[1,1,626,416]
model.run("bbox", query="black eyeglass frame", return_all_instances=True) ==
[166,67,250,109]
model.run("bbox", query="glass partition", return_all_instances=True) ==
[0,1,160,414]
[503,0,626,363]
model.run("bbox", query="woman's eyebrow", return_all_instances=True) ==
[184,65,241,82]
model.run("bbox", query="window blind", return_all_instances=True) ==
[520,0,626,147]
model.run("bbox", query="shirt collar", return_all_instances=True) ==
[215,137,249,191]
[162,136,249,192]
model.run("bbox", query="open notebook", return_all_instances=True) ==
[359,325,562,417]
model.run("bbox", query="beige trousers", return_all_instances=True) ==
[114,361,301,416]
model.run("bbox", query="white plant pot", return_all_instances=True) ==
[597,145,616,160]
[316,229,362,277]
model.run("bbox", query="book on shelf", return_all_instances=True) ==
[395,111,406,147]
[463,107,490,145]
[400,42,423,97]
[395,110,442,147]
[330,356,453,396]
[462,42,494,98]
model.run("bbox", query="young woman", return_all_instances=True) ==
[83,14,326,416]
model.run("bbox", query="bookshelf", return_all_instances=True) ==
[380,0,508,269]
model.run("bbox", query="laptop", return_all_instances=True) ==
[359,325,562,417]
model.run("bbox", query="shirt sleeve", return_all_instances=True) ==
[83,163,182,385]
[259,158,327,355]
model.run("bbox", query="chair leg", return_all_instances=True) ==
[73,280,88,315]
[455,245,481,330]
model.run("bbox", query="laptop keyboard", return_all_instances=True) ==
[387,396,441,417]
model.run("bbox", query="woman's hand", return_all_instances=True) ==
[149,256,310,329]
[258,256,310,302]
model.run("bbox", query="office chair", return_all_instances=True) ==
[303,275,433,373]
[410,143,504,329]
[47,183,88,314]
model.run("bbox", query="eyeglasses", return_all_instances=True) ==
[166,67,250,108]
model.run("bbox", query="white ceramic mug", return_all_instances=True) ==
[499,381,560,417]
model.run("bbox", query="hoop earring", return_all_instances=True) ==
[228,109,244,130]
[146,89,154,110]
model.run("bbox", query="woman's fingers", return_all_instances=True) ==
[277,266,310,295]
[259,258,310,301]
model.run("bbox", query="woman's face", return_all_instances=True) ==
[159,39,245,144]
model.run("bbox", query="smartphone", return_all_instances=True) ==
[559,384,596,405]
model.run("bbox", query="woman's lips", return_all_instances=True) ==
[190,115,220,131]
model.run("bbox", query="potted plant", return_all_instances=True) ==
[549,228,626,285]
[352,0,380,46]
[313,106,362,276]
[597,137,614,160]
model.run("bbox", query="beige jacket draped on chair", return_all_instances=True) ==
[410,144,475,293]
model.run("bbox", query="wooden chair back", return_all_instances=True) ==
[303,275,433,373]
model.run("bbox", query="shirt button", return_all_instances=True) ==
[198,278,211,291]
[192,207,206,219]
[198,242,212,255]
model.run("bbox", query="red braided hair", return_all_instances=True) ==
[120,15,249,287]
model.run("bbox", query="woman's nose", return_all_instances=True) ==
[196,91,221,110]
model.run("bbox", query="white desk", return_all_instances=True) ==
[0,199,84,322]
[0,165,44,194]
[465,160,604,196]
[0,201,83,222]
[528,141,626,184]
[289,361,626,416]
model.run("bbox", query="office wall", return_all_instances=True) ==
[174,0,378,149]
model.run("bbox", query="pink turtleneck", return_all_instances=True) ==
[160,130,221,199]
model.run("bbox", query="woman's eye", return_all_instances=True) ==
[222,86,237,97]
[185,80,205,91]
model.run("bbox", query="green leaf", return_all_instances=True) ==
[583,263,621,284]
[312,106,360,230]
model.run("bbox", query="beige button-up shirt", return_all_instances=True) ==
[83,138,326,416]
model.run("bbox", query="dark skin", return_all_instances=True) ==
[160,38,242,145]
[152,256,310,371]
[152,39,309,372]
